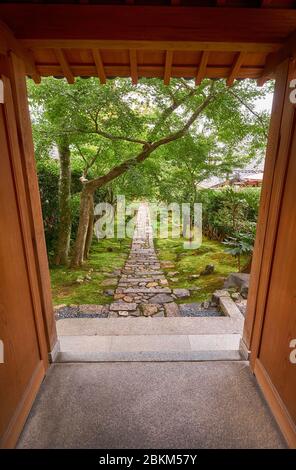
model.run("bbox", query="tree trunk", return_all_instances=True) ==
[84,194,94,260]
[71,187,93,267]
[54,137,71,265]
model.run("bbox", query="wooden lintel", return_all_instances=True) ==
[258,28,296,85]
[196,51,209,85]
[1,5,295,46]
[54,49,74,84]
[21,39,279,55]
[35,64,263,81]
[227,51,246,86]
[164,50,173,85]
[92,49,106,84]
[0,21,40,83]
[129,49,138,85]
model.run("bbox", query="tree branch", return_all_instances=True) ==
[148,83,200,140]
[86,83,217,192]
[75,144,103,178]
[228,89,268,139]
[93,127,148,146]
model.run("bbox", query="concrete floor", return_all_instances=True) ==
[17,361,286,449]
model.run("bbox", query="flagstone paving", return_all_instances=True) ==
[109,203,180,317]
[55,203,224,320]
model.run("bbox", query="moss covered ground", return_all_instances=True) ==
[51,223,245,306]
[50,237,130,305]
[155,235,244,303]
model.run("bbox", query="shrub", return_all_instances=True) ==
[197,187,260,242]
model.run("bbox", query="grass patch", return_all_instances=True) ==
[50,237,130,305]
[155,235,246,303]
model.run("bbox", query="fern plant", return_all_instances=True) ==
[223,232,254,272]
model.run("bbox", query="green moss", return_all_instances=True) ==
[155,235,245,303]
[51,222,246,306]
[50,236,131,305]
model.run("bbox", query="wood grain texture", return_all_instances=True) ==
[195,51,209,85]
[244,59,292,350]
[255,360,296,448]
[92,49,106,84]
[1,5,296,43]
[258,124,296,424]
[129,49,138,85]
[164,50,173,85]
[8,53,57,352]
[0,80,46,447]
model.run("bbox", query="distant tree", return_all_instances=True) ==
[28,76,271,267]
[28,80,77,265]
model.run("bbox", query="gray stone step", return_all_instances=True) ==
[56,350,242,363]
[56,333,243,362]
[56,316,244,337]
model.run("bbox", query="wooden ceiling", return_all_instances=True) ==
[1,1,296,85]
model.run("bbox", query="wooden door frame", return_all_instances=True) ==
[4,48,290,366]
[0,52,57,448]
[1,34,295,447]
[7,52,58,356]
[243,58,296,448]
[243,59,294,356]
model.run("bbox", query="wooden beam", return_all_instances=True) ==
[129,49,138,85]
[54,49,74,84]
[261,0,273,7]
[0,21,40,83]
[164,50,173,85]
[35,64,263,80]
[216,0,227,5]
[26,49,41,84]
[92,49,106,84]
[21,39,279,54]
[258,28,296,85]
[1,5,296,45]
[227,51,246,86]
[195,51,209,85]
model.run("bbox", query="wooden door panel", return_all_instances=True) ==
[258,120,296,424]
[0,84,46,447]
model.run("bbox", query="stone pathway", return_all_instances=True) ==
[54,203,228,320]
[109,203,188,318]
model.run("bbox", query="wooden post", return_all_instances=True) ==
[7,52,58,355]
[243,58,295,357]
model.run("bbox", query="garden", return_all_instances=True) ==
[28,76,270,311]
